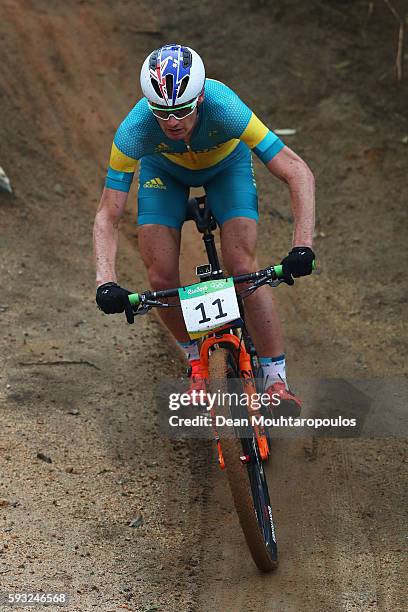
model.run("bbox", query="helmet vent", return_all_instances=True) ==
[182,48,192,68]
[149,50,159,71]
[165,74,174,99]
[150,78,163,99]
[178,75,189,98]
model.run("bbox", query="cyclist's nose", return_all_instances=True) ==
[167,115,180,128]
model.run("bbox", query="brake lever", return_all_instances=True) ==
[133,303,152,315]
[145,299,181,309]
[249,276,272,290]
[238,275,284,298]
[266,278,285,288]
[134,299,178,314]
[238,277,269,298]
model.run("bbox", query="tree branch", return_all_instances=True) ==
[383,0,405,80]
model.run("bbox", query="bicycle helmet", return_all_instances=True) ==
[140,44,205,106]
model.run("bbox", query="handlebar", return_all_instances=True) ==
[127,261,316,311]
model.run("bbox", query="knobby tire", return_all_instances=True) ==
[208,347,278,572]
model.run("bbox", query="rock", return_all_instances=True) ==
[73,320,86,327]
[334,60,351,70]
[54,183,65,197]
[129,515,143,528]
[0,166,12,193]
[274,128,297,136]
[36,452,52,463]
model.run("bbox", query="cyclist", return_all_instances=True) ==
[93,44,315,416]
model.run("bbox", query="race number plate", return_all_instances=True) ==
[178,278,240,339]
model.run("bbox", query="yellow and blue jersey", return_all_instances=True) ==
[106,78,284,192]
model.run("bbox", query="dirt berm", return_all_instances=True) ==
[0,1,407,611]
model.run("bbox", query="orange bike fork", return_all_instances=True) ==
[199,333,270,467]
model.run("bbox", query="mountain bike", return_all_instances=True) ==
[127,196,310,572]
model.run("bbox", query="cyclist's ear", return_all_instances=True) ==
[197,90,205,105]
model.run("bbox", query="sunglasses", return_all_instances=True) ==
[148,97,198,121]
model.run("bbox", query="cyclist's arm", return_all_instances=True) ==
[93,187,128,287]
[266,146,315,248]
[225,86,315,247]
[94,121,140,287]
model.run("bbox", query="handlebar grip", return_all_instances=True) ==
[273,259,316,278]
[274,264,284,278]
[128,293,140,306]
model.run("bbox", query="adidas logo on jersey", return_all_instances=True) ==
[155,142,171,152]
[143,177,166,189]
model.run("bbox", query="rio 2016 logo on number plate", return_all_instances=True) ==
[178,278,240,339]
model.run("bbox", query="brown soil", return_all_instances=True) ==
[0,1,407,611]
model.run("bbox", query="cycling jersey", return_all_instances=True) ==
[105,78,284,193]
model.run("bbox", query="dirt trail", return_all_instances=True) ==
[1,1,407,611]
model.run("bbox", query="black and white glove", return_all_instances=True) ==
[96,282,134,324]
[280,247,315,286]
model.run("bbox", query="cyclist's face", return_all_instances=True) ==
[156,93,204,141]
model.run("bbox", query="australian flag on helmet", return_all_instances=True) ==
[149,44,192,106]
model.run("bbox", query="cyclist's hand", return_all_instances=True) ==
[96,282,134,324]
[280,247,315,285]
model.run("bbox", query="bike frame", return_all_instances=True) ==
[189,198,271,462]
[200,329,270,465]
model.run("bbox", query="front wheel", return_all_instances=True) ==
[209,347,278,572]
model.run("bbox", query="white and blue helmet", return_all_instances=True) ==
[140,44,205,106]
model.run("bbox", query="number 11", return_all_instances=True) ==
[195,298,227,324]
